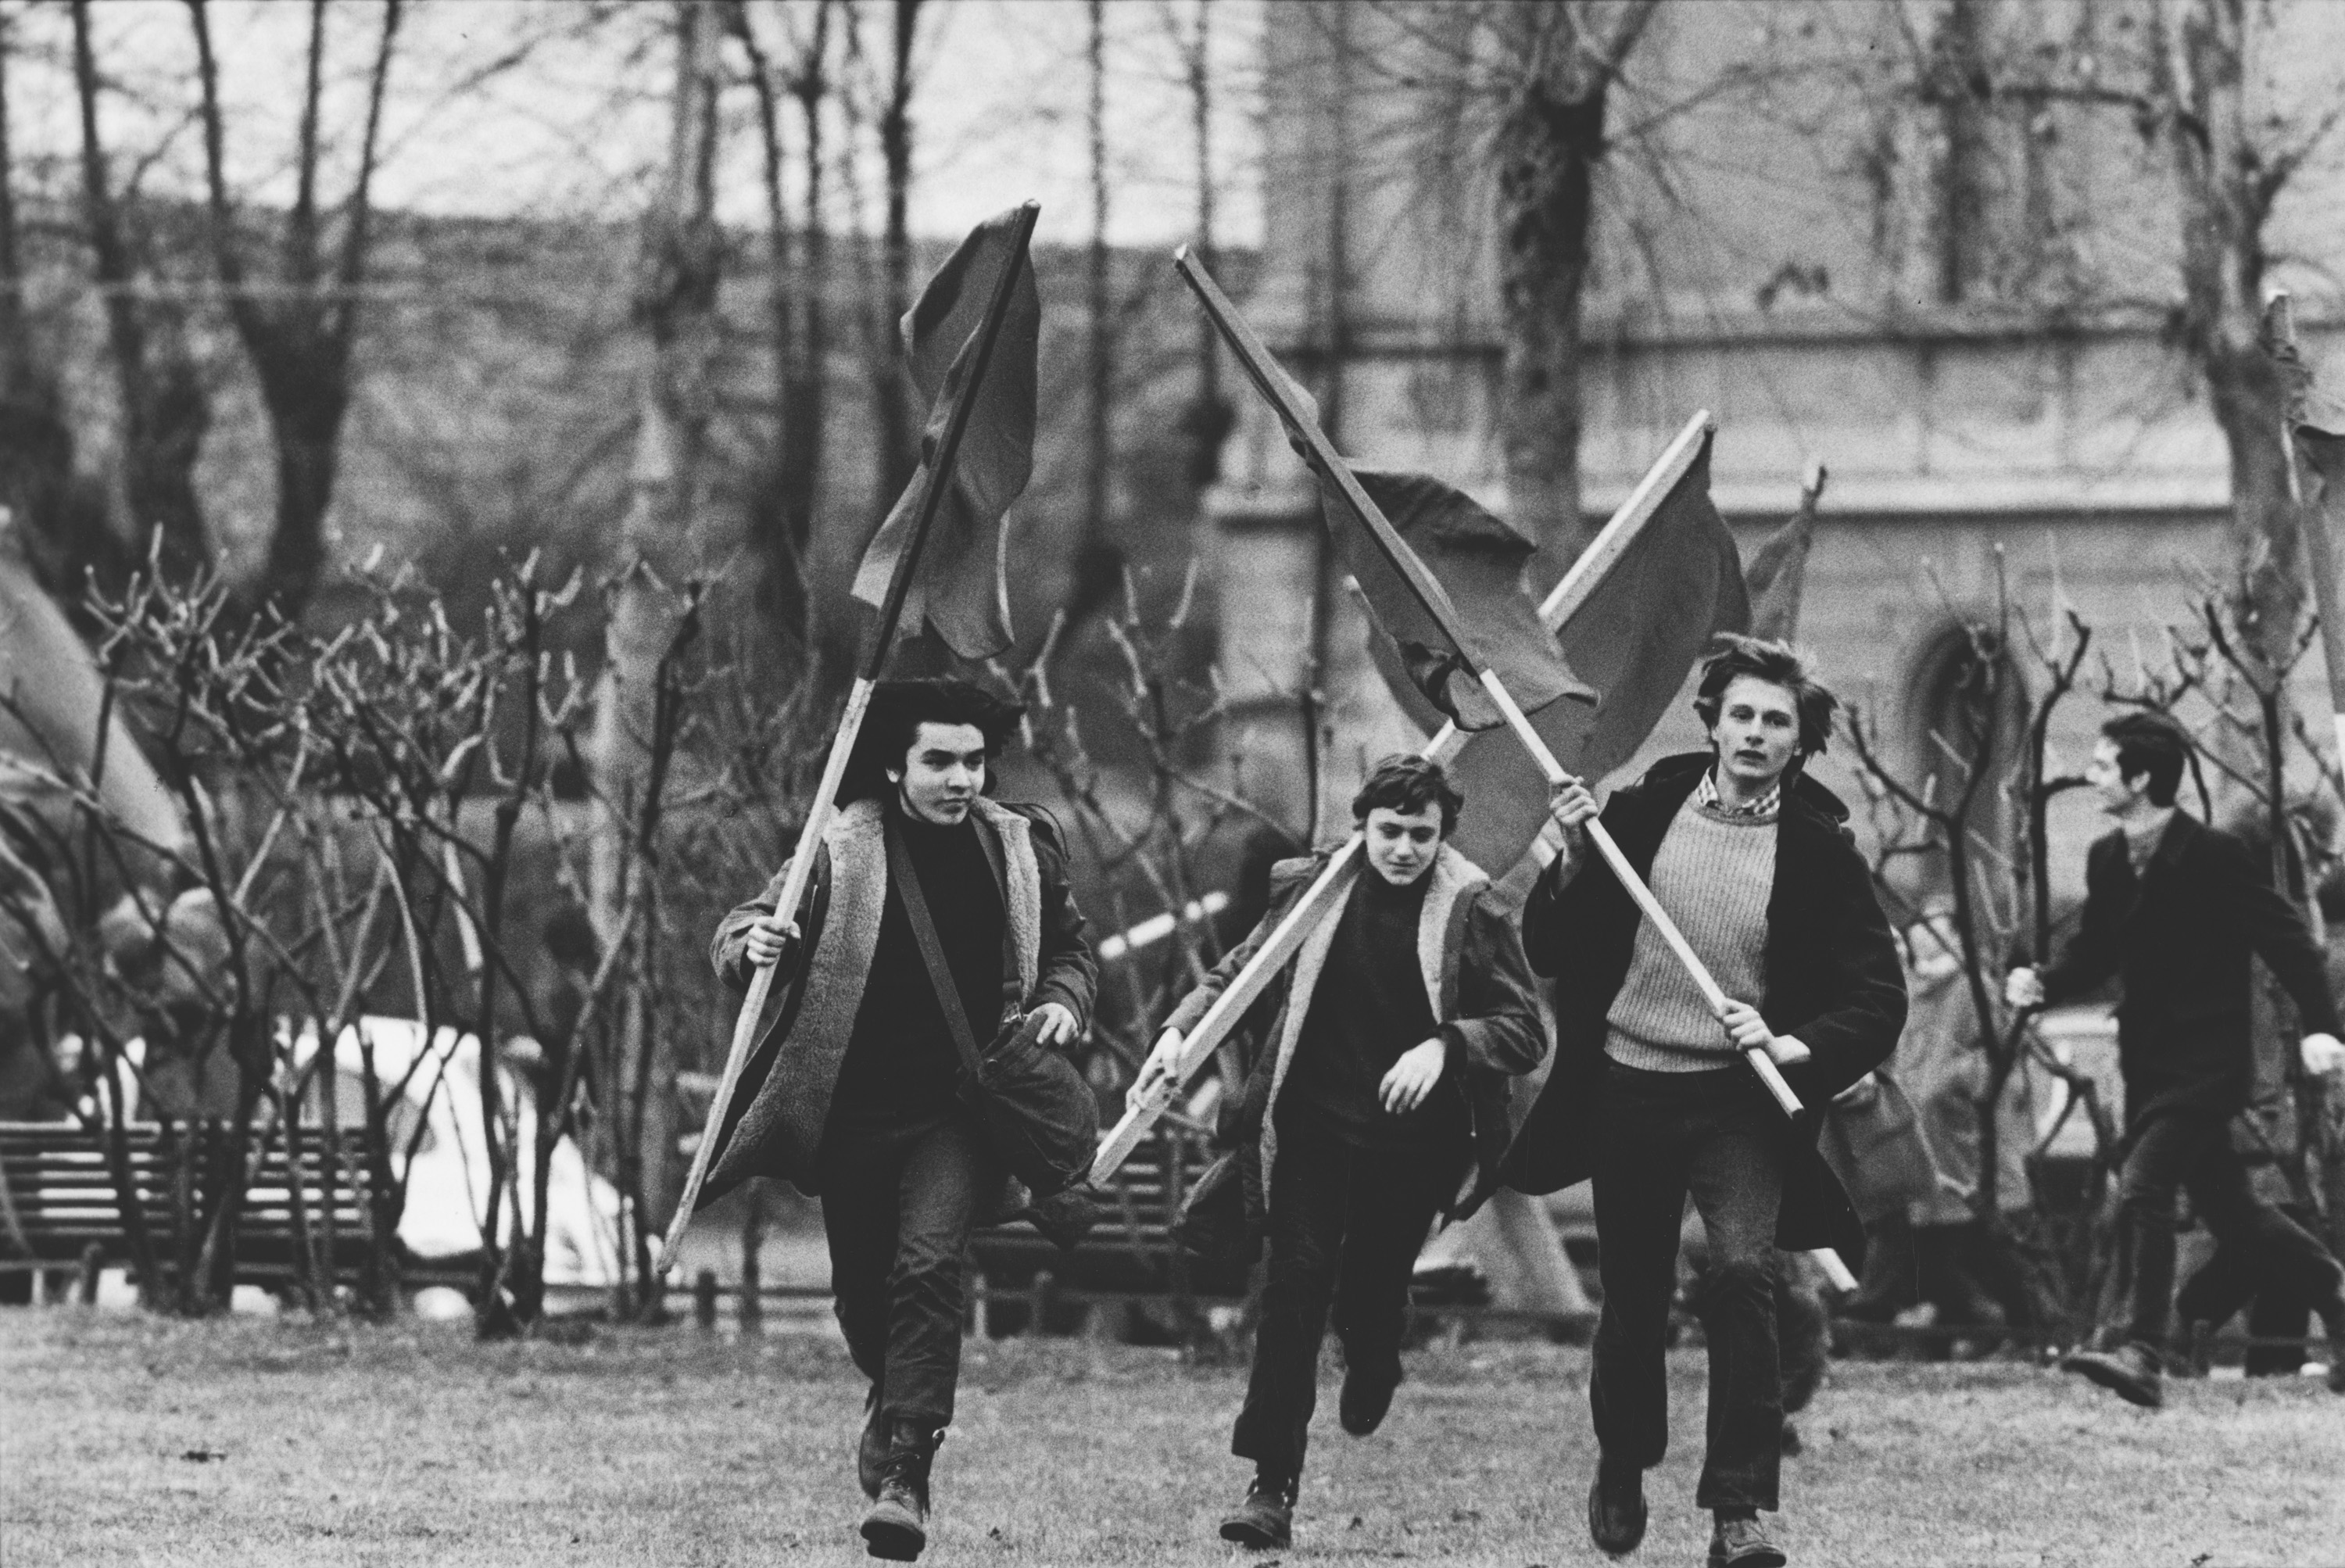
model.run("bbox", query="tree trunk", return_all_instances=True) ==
[593,0,724,1293]
[1488,1,1658,584]
[874,0,922,511]
[1065,0,1121,635]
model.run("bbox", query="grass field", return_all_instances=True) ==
[2,1311,2338,1568]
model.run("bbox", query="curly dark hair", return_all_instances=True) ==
[1691,635,1839,759]
[1350,754,1465,834]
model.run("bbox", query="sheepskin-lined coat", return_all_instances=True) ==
[1496,752,1906,1262]
[1164,843,1546,1233]
[700,796,1095,1206]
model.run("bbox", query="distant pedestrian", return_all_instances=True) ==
[2007,711,2345,1407]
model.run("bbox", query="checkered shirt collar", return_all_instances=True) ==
[1696,767,1781,820]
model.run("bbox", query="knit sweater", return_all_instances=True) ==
[1604,793,1778,1072]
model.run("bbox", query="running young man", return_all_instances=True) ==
[1503,636,1905,1568]
[2007,710,2345,1406]
[708,679,1096,1561]
[1130,755,1545,1551]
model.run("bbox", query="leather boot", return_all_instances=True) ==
[1338,1356,1400,1437]
[856,1384,890,1500]
[2060,1340,2164,1408]
[1218,1466,1297,1549]
[2321,1299,2345,1394]
[1585,1459,1647,1557]
[861,1419,941,1561]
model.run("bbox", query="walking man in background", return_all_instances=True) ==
[2007,711,2345,1406]
[1130,755,1545,1552]
[1503,637,1906,1568]
[708,679,1096,1561]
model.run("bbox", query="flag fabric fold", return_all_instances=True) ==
[850,206,1042,660]
[1408,436,1749,881]
[1334,469,1594,731]
[1745,489,1817,643]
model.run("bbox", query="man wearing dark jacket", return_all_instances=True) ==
[1130,755,1545,1552]
[2007,711,2345,1407]
[1502,637,1904,1568]
[708,679,1096,1563]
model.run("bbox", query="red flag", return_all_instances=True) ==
[1337,470,1593,731]
[852,207,1041,660]
[1424,435,1748,880]
[1745,465,1823,643]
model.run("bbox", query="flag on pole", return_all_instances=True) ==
[1405,435,1749,881]
[1745,462,1824,643]
[851,207,1042,660]
[1338,470,1594,731]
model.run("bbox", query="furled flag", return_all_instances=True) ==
[1333,470,1595,730]
[1395,434,1749,883]
[850,206,1041,660]
[1745,462,1824,643]
[0,521,187,859]
[2270,297,2345,761]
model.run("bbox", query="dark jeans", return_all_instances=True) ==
[2177,1200,2329,1373]
[2112,1108,2345,1352]
[1232,1105,1454,1478]
[1591,1063,1787,1513]
[817,1107,999,1428]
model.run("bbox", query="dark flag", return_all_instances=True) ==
[1425,434,1749,882]
[852,206,1042,660]
[1336,470,1594,731]
[2271,294,2345,761]
[1745,462,1824,643]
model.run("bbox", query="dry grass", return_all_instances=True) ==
[1,1310,2338,1567]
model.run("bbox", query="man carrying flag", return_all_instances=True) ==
[678,205,1067,1564]
[709,679,1096,1560]
[1505,637,1905,1568]
[1128,754,1544,1551]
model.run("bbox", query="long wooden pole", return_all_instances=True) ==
[1177,251,1808,1123]
[1091,410,1711,1180]
[657,202,1041,1276]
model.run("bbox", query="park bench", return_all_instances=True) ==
[0,1119,450,1304]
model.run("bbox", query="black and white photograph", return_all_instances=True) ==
[4,2,2345,1564]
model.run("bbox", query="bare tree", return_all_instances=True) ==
[184,0,403,621]
[67,0,210,591]
[872,0,923,505]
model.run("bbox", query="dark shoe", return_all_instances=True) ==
[1338,1359,1399,1437]
[1709,1510,1788,1568]
[1778,1419,1803,1456]
[1586,1462,1647,1557]
[861,1420,940,1561]
[2060,1341,2164,1409]
[1217,1469,1296,1550]
[857,1385,889,1501]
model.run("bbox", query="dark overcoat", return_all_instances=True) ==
[701,796,1095,1208]
[1495,752,1906,1263]
[2040,811,2340,1126]
[1164,843,1546,1237]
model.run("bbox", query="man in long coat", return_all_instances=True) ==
[1502,637,1905,1568]
[709,679,1096,1562]
[1131,754,1545,1552]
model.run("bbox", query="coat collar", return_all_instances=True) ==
[1631,751,1850,830]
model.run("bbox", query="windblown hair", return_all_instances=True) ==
[1692,635,1839,759]
[1351,754,1465,834]
[2101,711,2190,808]
[841,678,1026,802]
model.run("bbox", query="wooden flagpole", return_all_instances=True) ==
[1168,255,1856,1288]
[1090,407,1712,1180]
[657,202,1041,1276]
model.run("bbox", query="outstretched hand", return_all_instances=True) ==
[1378,1038,1448,1114]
